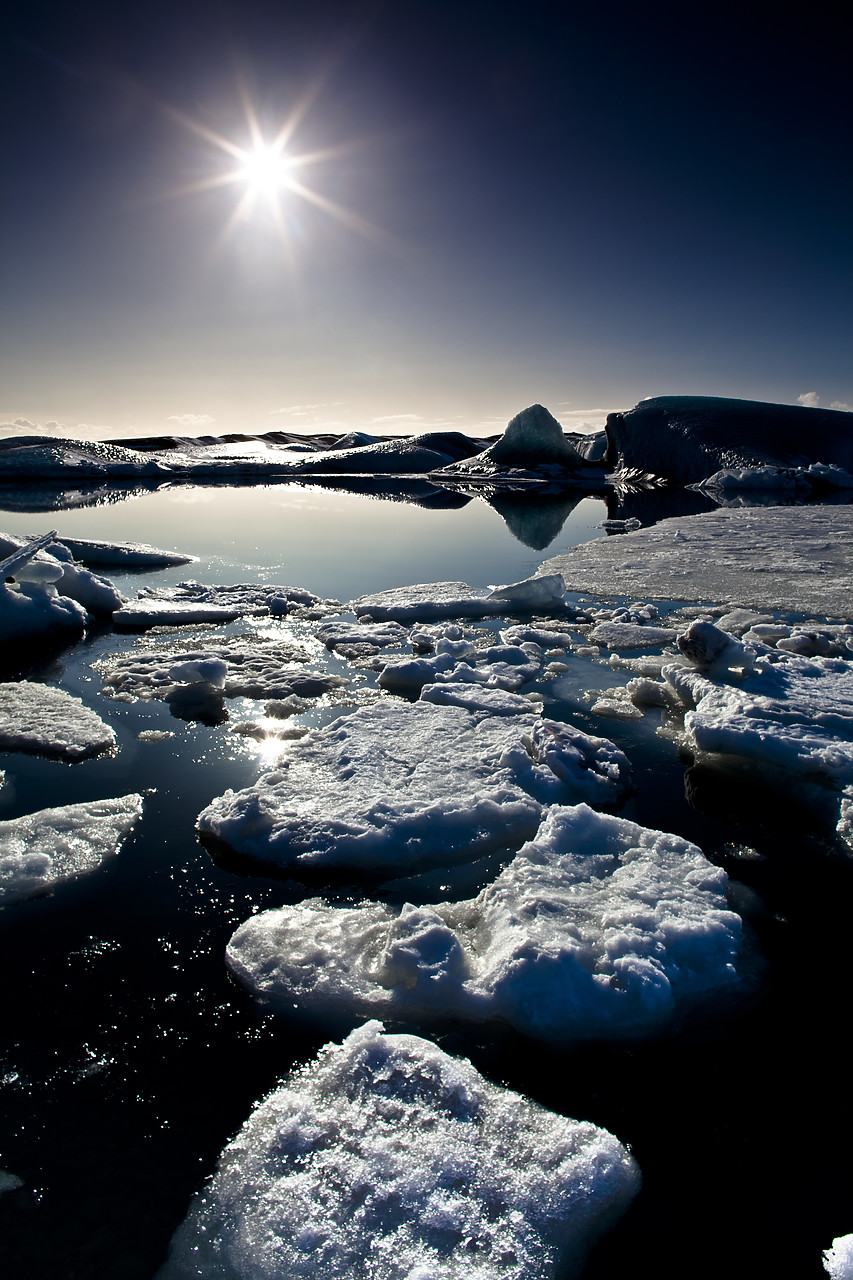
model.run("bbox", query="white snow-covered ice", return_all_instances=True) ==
[0,681,116,761]
[197,703,630,873]
[227,803,740,1040]
[824,1235,853,1280]
[0,794,143,905]
[158,1020,640,1280]
[353,574,567,623]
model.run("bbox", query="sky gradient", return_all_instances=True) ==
[2,0,851,439]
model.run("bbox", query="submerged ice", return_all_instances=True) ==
[227,803,742,1040]
[159,1020,640,1280]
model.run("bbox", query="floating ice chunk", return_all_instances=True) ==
[677,620,757,672]
[316,620,409,651]
[168,658,228,688]
[0,532,125,615]
[228,804,739,1041]
[699,465,803,491]
[838,787,853,852]
[0,580,89,644]
[99,641,346,704]
[129,581,327,620]
[353,575,569,623]
[0,794,143,905]
[501,625,575,649]
[525,720,631,804]
[716,609,773,636]
[0,681,116,760]
[378,653,456,691]
[824,1235,853,1280]
[663,655,853,781]
[486,572,566,608]
[159,1020,640,1280]
[196,703,615,874]
[46,536,196,567]
[419,681,537,716]
[112,600,245,628]
[589,622,678,650]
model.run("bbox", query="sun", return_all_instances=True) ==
[238,142,296,195]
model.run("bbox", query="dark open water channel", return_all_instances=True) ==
[0,480,850,1279]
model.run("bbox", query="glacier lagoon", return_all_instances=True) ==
[0,478,851,1279]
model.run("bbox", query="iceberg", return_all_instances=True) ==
[0,794,143,905]
[158,1020,640,1280]
[602,395,853,485]
[0,681,116,760]
[227,803,740,1041]
[196,702,629,874]
[435,404,596,479]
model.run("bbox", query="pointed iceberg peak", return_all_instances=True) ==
[489,403,583,465]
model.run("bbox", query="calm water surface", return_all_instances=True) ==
[0,482,849,1280]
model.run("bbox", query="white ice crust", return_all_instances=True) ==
[50,536,197,567]
[158,1020,640,1280]
[0,532,125,615]
[227,804,740,1041]
[197,703,630,872]
[0,795,143,905]
[0,681,116,761]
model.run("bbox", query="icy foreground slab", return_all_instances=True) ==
[0,681,116,760]
[228,804,741,1040]
[50,536,197,568]
[197,703,629,873]
[158,1021,640,1280]
[540,506,853,620]
[0,795,143,905]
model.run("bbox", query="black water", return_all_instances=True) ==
[0,483,850,1279]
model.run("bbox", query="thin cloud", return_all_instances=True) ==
[369,413,423,424]
[830,400,852,411]
[270,402,343,415]
[0,417,66,434]
[168,413,214,427]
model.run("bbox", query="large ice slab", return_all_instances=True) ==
[0,681,116,760]
[48,536,196,568]
[227,804,740,1041]
[540,506,853,619]
[0,794,143,905]
[159,1020,640,1280]
[197,702,629,873]
[824,1234,853,1280]
[603,395,853,484]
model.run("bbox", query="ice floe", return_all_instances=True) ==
[47,536,196,568]
[0,681,116,761]
[663,653,853,782]
[98,639,348,713]
[159,1020,640,1280]
[227,803,740,1040]
[0,530,125,616]
[132,580,330,618]
[540,505,853,619]
[197,702,630,874]
[0,794,143,905]
[354,573,567,623]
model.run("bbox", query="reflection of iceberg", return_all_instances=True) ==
[482,486,587,548]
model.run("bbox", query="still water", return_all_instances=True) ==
[0,480,849,1280]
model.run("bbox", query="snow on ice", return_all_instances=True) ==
[196,702,630,874]
[0,795,143,905]
[824,1235,853,1280]
[158,1020,640,1280]
[353,573,567,623]
[227,803,740,1040]
[0,681,116,760]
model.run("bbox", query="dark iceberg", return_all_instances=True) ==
[604,396,853,484]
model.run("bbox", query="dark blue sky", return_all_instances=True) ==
[2,0,851,437]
